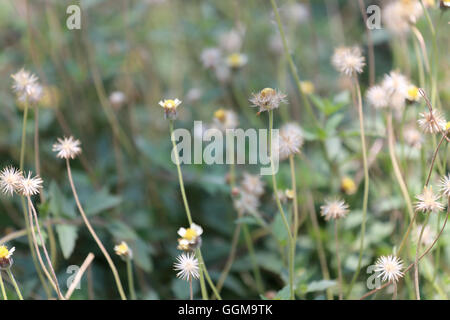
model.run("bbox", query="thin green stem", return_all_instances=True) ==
[197,250,221,300]
[414,213,430,300]
[6,269,23,300]
[126,258,137,300]
[268,110,294,299]
[345,77,369,298]
[66,159,127,300]
[334,220,343,300]
[0,272,7,300]
[242,224,264,293]
[270,0,318,127]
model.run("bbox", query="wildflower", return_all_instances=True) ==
[300,81,315,95]
[114,241,132,259]
[366,85,389,109]
[381,71,410,110]
[52,136,82,159]
[249,88,287,113]
[374,255,404,283]
[439,174,450,197]
[0,166,23,196]
[213,109,239,130]
[406,85,420,102]
[159,98,182,120]
[109,91,127,110]
[414,186,444,213]
[185,88,203,104]
[341,176,357,195]
[21,83,43,104]
[234,190,260,214]
[200,48,222,69]
[403,125,423,149]
[241,172,265,196]
[285,189,295,200]
[281,3,310,24]
[0,245,15,270]
[277,123,304,160]
[174,253,200,281]
[320,198,349,221]
[219,29,244,53]
[177,223,203,251]
[226,53,248,69]
[414,225,436,247]
[11,68,38,98]
[331,46,365,77]
[417,110,446,134]
[18,172,43,197]
[382,1,423,35]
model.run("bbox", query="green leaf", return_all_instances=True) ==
[56,224,78,259]
[272,212,290,246]
[274,285,291,300]
[306,280,337,293]
[85,188,122,216]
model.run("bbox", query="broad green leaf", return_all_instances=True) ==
[56,224,78,259]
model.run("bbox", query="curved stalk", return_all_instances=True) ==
[126,258,137,300]
[6,269,23,300]
[66,159,127,300]
[0,272,7,300]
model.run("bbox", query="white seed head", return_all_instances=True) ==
[234,189,260,215]
[174,253,200,281]
[414,186,444,213]
[249,88,287,113]
[331,46,365,76]
[417,110,446,134]
[241,172,265,197]
[18,171,43,196]
[366,85,389,109]
[374,255,404,283]
[52,136,82,159]
[403,125,423,149]
[320,198,349,220]
[11,68,38,97]
[439,174,450,198]
[277,123,304,160]
[0,166,23,196]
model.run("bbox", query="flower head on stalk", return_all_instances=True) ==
[226,53,248,69]
[374,255,404,283]
[417,110,446,134]
[241,172,265,197]
[0,166,23,196]
[213,108,238,131]
[331,46,365,77]
[114,241,133,260]
[177,223,203,251]
[11,68,38,99]
[320,198,349,221]
[366,85,389,109]
[52,136,82,160]
[277,123,304,161]
[159,99,182,120]
[249,88,287,114]
[0,245,15,270]
[341,176,357,195]
[18,172,43,197]
[174,252,200,281]
[414,186,444,213]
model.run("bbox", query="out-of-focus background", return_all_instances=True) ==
[0,0,449,299]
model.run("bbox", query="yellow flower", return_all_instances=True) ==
[285,189,295,200]
[406,85,420,102]
[226,53,248,68]
[214,109,226,122]
[446,122,450,131]
[300,81,315,95]
[114,241,132,259]
[178,223,203,242]
[159,98,182,120]
[341,176,357,195]
[0,245,15,259]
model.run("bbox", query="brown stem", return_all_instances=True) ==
[65,159,127,300]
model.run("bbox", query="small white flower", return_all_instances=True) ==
[403,125,423,149]
[418,110,446,134]
[366,85,389,109]
[0,245,15,259]
[381,71,410,110]
[177,223,203,243]
[21,83,43,104]
[0,166,23,196]
[320,198,349,220]
[414,186,444,213]
[109,91,126,109]
[213,109,239,131]
[226,53,248,69]
[219,29,244,53]
[249,88,287,113]
[159,98,182,120]
[174,253,200,281]
[439,174,450,197]
[331,46,365,76]
[114,241,132,259]
[18,171,43,196]
[52,136,82,159]
[374,255,404,283]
